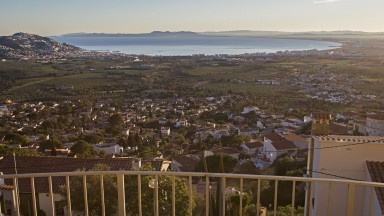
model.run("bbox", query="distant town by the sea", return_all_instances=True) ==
[52,36,340,56]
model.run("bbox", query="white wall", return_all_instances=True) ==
[38,193,62,216]
[366,118,384,136]
[263,140,277,162]
[312,138,384,216]
[1,190,15,215]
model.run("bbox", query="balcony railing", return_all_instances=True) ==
[1,171,384,216]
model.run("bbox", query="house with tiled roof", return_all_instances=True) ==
[263,133,298,162]
[171,154,200,172]
[281,133,309,149]
[241,141,263,155]
[207,146,241,160]
[309,135,384,216]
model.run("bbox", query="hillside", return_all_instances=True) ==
[0,32,81,58]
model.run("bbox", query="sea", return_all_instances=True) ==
[52,36,341,56]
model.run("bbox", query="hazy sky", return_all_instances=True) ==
[1,0,383,35]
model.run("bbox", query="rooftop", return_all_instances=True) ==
[366,161,384,214]
[316,135,384,143]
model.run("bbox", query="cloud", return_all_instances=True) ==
[313,0,344,4]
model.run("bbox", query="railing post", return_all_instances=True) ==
[239,178,243,216]
[138,175,142,216]
[48,176,55,216]
[172,175,175,216]
[66,176,72,216]
[30,177,38,216]
[83,175,88,216]
[12,178,20,216]
[257,179,261,216]
[189,176,193,216]
[369,186,374,216]
[117,173,126,216]
[327,183,332,216]
[222,177,226,216]
[100,175,105,216]
[346,184,355,216]
[205,176,209,216]
[154,175,159,216]
[291,181,296,216]
[274,180,278,216]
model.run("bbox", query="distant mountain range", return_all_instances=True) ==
[0,32,81,58]
[59,30,384,39]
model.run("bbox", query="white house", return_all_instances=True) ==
[158,118,168,125]
[175,119,189,128]
[241,141,263,155]
[263,133,297,162]
[0,105,10,117]
[366,113,384,136]
[237,127,259,136]
[122,128,130,136]
[212,129,230,140]
[241,106,259,115]
[94,143,123,155]
[160,127,170,137]
[308,135,384,216]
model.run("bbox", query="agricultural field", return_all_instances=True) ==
[1,37,384,114]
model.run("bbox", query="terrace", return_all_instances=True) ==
[1,171,383,216]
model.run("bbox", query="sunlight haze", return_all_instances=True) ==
[1,0,383,35]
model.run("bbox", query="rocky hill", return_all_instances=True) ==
[0,32,81,59]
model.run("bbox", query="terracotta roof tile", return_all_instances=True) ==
[316,135,384,143]
[366,161,384,214]
[245,141,263,149]
[172,155,200,172]
[367,112,384,121]
[0,156,133,193]
[265,133,297,150]
[330,122,349,135]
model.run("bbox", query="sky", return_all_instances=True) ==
[1,0,383,36]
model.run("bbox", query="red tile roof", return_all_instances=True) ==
[0,156,133,193]
[330,122,349,135]
[244,141,263,149]
[172,154,200,172]
[366,161,384,214]
[265,133,297,150]
[368,112,384,121]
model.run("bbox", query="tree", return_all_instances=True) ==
[70,140,97,158]
[83,133,104,144]
[38,139,63,152]
[228,193,251,216]
[0,131,29,146]
[125,164,192,216]
[60,164,117,216]
[109,113,123,127]
[0,145,42,156]
[195,153,238,173]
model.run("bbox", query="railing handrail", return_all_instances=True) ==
[1,170,384,187]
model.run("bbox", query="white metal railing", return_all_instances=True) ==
[1,171,384,216]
